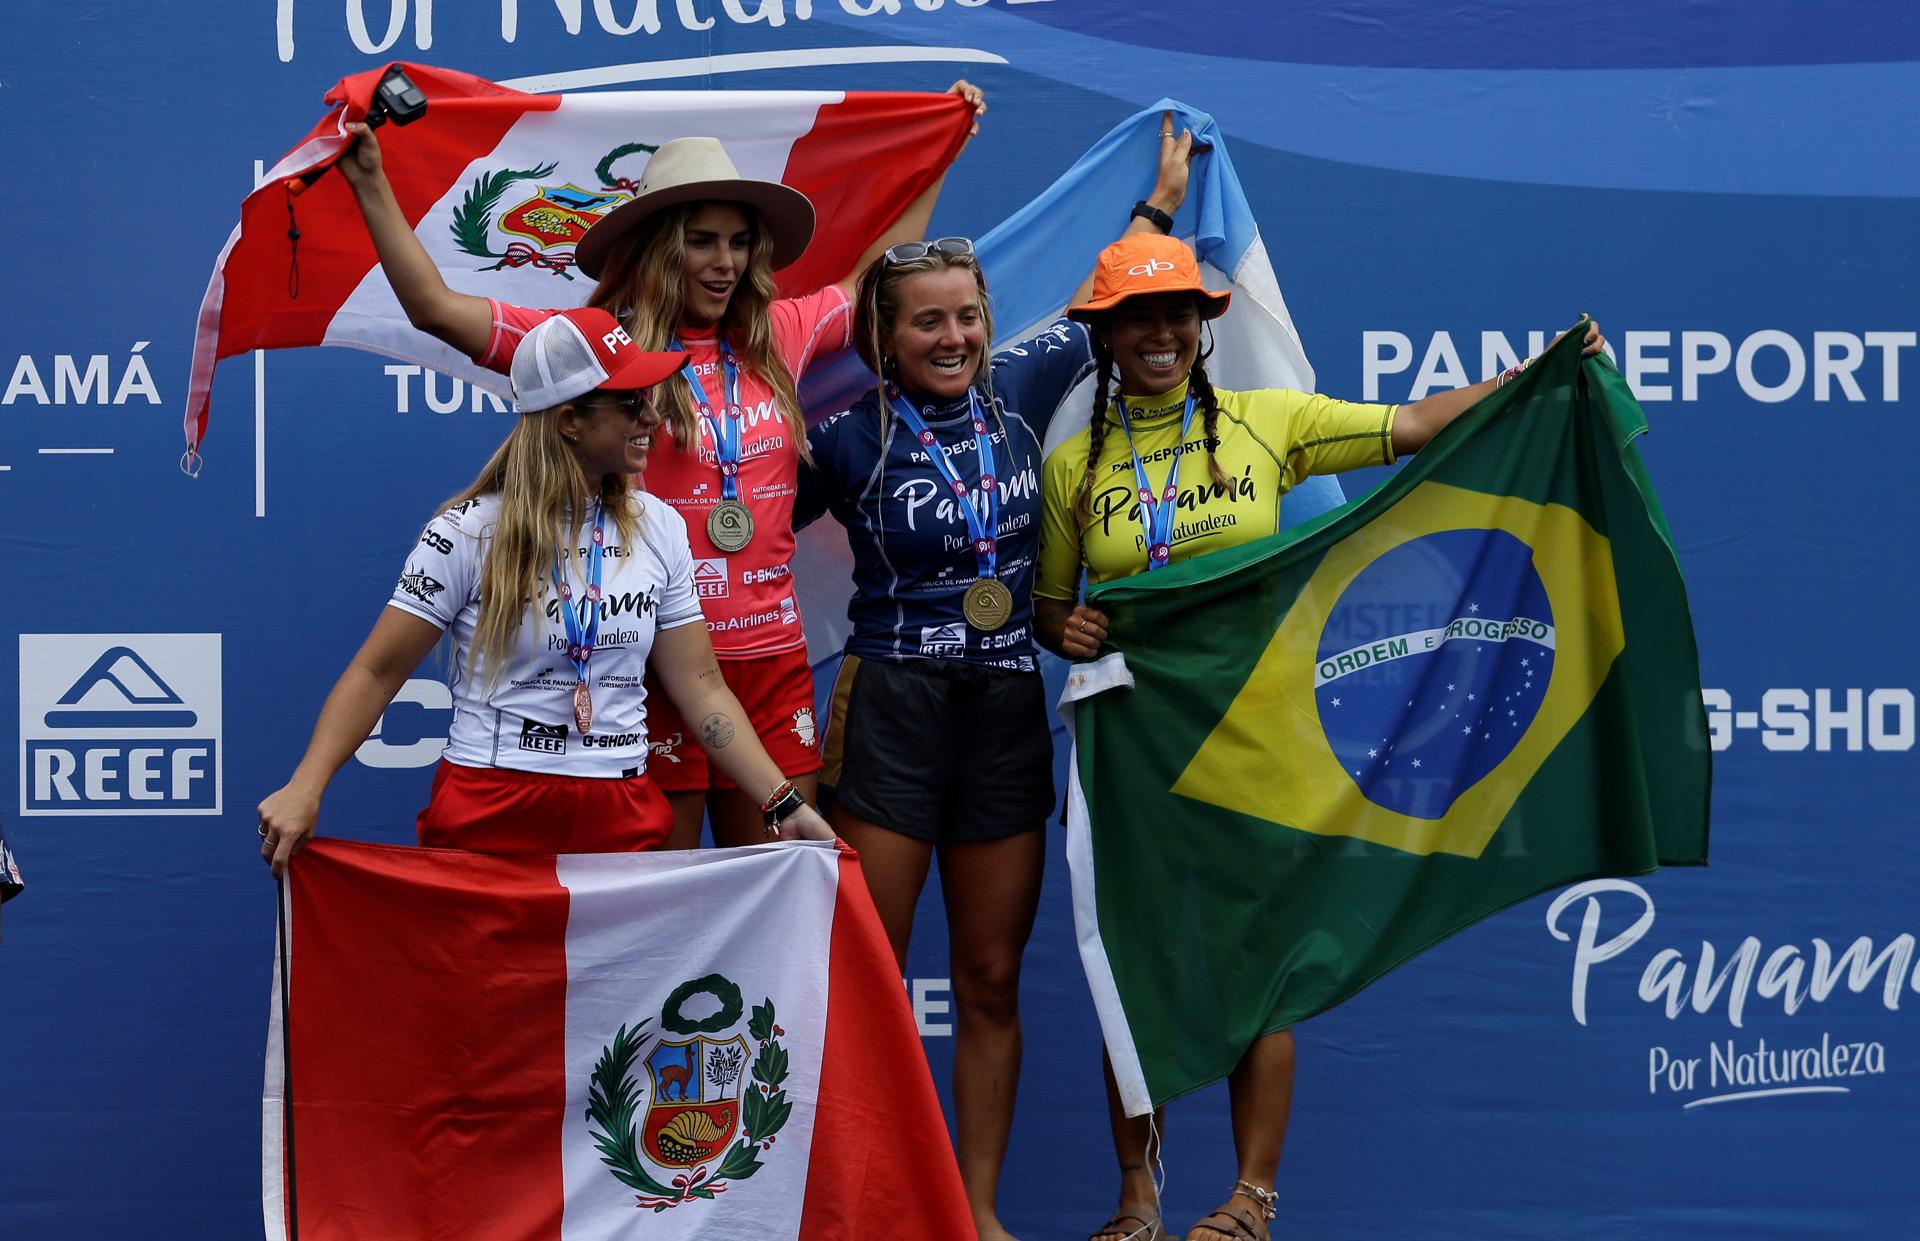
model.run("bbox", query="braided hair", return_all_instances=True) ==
[1079,297,1230,529]
[1187,326,1232,495]
[1077,336,1118,523]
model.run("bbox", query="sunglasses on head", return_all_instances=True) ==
[882,236,975,266]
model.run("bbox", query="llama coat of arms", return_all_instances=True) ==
[641,1035,752,1167]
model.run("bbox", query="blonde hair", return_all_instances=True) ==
[435,406,641,687]
[850,245,1009,506]
[852,246,996,401]
[586,201,808,463]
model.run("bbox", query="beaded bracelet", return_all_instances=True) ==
[1495,355,1536,388]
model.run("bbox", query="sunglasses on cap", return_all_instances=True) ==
[882,236,975,266]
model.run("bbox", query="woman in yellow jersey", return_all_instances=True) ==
[1034,233,1604,1241]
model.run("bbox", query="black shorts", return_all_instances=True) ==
[820,654,1054,843]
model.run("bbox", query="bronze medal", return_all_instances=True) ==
[572,681,593,735]
[962,578,1014,631]
[707,498,754,553]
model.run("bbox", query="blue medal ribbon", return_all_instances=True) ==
[674,338,743,501]
[551,497,606,691]
[887,387,1001,582]
[1115,387,1200,571]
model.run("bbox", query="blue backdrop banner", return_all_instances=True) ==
[2,4,1916,1238]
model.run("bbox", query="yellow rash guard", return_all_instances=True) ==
[1036,378,1397,597]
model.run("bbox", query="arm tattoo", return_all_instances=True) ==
[700,712,735,750]
[696,663,722,682]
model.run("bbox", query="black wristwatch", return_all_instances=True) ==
[761,781,807,835]
[1130,200,1174,233]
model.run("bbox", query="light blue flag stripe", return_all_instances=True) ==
[800,98,1345,527]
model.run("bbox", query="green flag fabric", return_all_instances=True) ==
[1062,330,1710,1115]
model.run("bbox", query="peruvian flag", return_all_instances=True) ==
[187,63,972,463]
[264,839,974,1240]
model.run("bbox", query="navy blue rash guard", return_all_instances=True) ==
[798,320,1093,671]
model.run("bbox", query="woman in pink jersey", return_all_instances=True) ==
[338,82,984,847]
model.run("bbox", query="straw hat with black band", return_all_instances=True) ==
[574,137,817,281]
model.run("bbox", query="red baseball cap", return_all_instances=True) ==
[509,307,683,411]
[1068,233,1231,321]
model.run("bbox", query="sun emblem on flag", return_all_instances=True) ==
[449,143,657,280]
[586,972,794,1212]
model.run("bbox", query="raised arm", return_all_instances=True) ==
[258,606,445,875]
[648,623,833,841]
[338,121,494,358]
[1390,319,1609,455]
[1068,111,1201,310]
[832,80,988,303]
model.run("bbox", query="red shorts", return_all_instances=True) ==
[645,647,822,794]
[415,759,673,854]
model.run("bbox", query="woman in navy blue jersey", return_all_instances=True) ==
[796,115,1196,1241]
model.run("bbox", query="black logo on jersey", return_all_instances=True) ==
[519,719,568,755]
[419,529,454,556]
[398,571,447,604]
[582,731,643,749]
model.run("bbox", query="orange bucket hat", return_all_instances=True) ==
[1067,233,1231,321]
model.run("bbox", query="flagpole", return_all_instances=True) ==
[277,874,300,1240]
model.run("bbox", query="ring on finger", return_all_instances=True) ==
[258,822,270,839]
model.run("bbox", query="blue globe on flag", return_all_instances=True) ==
[1314,530,1556,819]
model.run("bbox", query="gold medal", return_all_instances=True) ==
[572,681,593,735]
[962,578,1014,631]
[707,499,754,553]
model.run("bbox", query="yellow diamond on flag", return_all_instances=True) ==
[1171,482,1626,858]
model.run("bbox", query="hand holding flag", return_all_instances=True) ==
[185,63,976,467]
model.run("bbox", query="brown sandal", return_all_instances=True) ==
[1188,1181,1276,1241]
[1090,1203,1170,1241]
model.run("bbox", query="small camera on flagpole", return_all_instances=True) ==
[287,65,426,196]
[366,65,427,129]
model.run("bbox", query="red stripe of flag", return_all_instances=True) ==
[801,846,974,1239]
[773,91,973,299]
[281,839,571,1240]
[224,65,551,356]
[187,64,553,455]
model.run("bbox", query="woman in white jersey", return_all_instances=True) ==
[257,309,831,874]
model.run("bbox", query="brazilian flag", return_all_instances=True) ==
[1065,328,1710,1114]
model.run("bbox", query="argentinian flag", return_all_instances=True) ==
[796,100,1345,657]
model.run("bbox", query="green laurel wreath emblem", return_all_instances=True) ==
[595,141,659,192]
[448,161,577,279]
[662,974,744,1035]
[585,985,793,1212]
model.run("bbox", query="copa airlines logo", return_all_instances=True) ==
[1362,328,1916,404]
[1547,880,1898,1110]
[1701,688,1913,752]
[18,635,222,816]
